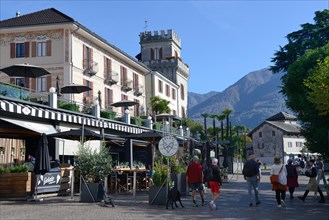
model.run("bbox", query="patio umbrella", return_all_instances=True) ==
[60,83,91,94]
[0,63,51,99]
[110,100,138,110]
[0,63,51,78]
[34,133,51,175]
[48,128,102,141]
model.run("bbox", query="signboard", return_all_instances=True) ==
[158,135,179,157]
[36,172,61,193]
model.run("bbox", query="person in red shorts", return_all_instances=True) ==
[209,158,222,209]
[187,155,205,207]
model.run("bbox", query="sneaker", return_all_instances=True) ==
[202,201,206,206]
[318,199,325,203]
[193,202,199,207]
[249,203,253,207]
[280,199,285,207]
[298,196,305,202]
[290,195,294,199]
[278,205,282,208]
[256,201,261,206]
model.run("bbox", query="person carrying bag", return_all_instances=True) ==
[270,156,287,208]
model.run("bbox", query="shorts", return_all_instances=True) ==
[209,181,220,193]
[189,183,203,191]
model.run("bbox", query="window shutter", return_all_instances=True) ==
[150,48,154,60]
[47,76,51,92]
[31,78,36,91]
[105,88,108,109]
[104,57,107,78]
[32,42,37,57]
[24,42,30,57]
[120,66,124,86]
[159,48,163,59]
[46,40,52,56]
[25,78,30,88]
[90,48,93,71]
[83,45,87,69]
[83,79,87,97]
[10,43,15,58]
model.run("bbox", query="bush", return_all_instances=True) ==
[100,110,116,120]
[0,165,29,174]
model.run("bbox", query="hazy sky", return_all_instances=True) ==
[1,0,328,94]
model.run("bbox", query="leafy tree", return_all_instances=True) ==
[304,49,329,115]
[270,10,329,73]
[222,109,233,140]
[201,113,209,141]
[270,10,329,156]
[181,118,203,138]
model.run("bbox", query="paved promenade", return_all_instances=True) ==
[0,172,328,220]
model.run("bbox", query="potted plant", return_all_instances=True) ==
[0,164,32,198]
[75,143,112,202]
[149,158,169,205]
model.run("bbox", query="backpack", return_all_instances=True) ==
[243,160,255,177]
[299,160,305,168]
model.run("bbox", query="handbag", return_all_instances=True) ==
[270,165,283,184]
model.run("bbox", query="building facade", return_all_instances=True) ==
[249,112,306,165]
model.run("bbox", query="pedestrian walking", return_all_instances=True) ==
[186,155,205,207]
[270,156,287,208]
[242,154,261,207]
[298,159,326,203]
[208,158,222,210]
[286,159,299,199]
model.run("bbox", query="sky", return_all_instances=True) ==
[1,0,328,94]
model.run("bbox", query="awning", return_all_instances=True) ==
[0,117,57,138]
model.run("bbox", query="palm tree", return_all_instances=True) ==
[222,109,233,140]
[149,96,170,121]
[201,113,209,141]
[209,114,217,141]
[216,114,225,141]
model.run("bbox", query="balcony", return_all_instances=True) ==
[83,59,99,76]
[133,85,144,96]
[121,80,133,92]
[104,72,119,85]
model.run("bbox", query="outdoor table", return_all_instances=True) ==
[112,168,148,198]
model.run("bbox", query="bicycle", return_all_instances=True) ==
[97,169,115,207]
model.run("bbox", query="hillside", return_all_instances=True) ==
[188,68,290,129]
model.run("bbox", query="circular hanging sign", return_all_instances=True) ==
[158,135,179,157]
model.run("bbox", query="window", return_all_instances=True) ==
[37,42,46,57]
[15,78,25,87]
[10,42,30,58]
[151,48,163,60]
[16,43,25,58]
[272,131,275,136]
[172,88,176,100]
[165,84,170,97]
[158,80,163,93]
[288,142,292,148]
[181,106,186,118]
[259,132,262,138]
[296,142,303,148]
[180,84,185,100]
[37,77,46,92]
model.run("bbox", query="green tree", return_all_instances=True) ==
[216,114,225,141]
[270,10,329,73]
[304,52,329,115]
[201,113,209,141]
[222,109,233,141]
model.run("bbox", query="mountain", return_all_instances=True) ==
[188,68,290,129]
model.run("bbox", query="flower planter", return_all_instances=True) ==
[79,182,103,203]
[0,172,33,198]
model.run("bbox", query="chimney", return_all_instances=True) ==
[16,11,20,17]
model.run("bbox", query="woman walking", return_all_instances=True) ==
[286,159,299,199]
[270,156,288,208]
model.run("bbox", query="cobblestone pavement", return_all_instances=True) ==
[0,172,328,220]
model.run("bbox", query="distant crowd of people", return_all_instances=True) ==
[182,154,326,210]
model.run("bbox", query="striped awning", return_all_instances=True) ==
[0,98,148,134]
